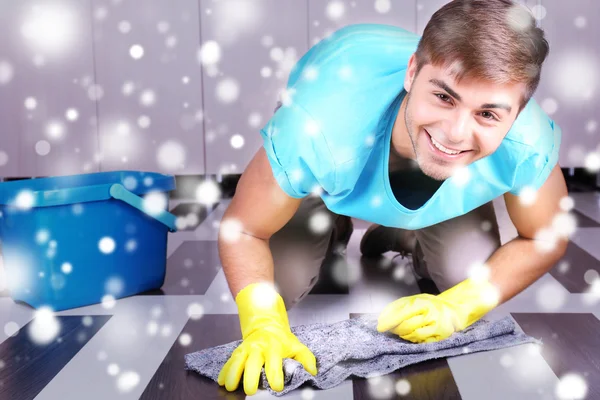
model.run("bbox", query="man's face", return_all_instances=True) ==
[399,54,526,181]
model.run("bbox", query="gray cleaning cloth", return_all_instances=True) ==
[184,315,541,396]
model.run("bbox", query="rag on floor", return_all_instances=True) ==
[184,315,541,396]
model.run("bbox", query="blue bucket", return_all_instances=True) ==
[0,171,178,311]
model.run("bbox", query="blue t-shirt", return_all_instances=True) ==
[259,23,561,230]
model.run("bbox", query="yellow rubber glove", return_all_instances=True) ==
[217,282,317,395]
[376,277,501,343]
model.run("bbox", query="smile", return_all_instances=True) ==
[425,130,471,158]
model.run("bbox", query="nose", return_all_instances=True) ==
[446,110,471,145]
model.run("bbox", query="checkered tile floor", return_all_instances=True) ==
[1,192,599,399]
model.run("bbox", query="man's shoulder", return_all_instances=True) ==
[504,97,561,158]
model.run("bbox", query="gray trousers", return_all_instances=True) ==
[269,195,502,310]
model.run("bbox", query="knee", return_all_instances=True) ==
[277,273,319,311]
[418,231,501,292]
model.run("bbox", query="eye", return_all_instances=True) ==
[435,93,452,103]
[480,111,498,121]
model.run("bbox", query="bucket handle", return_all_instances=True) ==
[109,184,178,232]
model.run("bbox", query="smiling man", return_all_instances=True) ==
[217,0,568,395]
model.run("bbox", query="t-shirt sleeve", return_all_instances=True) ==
[259,101,337,198]
[509,117,562,195]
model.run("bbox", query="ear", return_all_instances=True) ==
[404,53,419,92]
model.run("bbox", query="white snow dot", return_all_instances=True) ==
[531,4,546,20]
[557,261,570,274]
[126,239,137,252]
[157,140,186,171]
[46,121,65,140]
[118,20,131,34]
[395,378,411,395]
[36,229,50,244]
[248,112,262,128]
[157,21,170,33]
[88,84,104,101]
[269,47,284,62]
[260,66,272,78]
[122,81,134,96]
[61,262,73,274]
[4,321,20,337]
[82,316,93,327]
[551,212,577,238]
[178,333,192,346]
[260,35,274,47]
[215,78,239,103]
[0,151,8,166]
[371,195,382,207]
[195,179,221,205]
[541,98,558,115]
[139,89,156,107]
[165,35,177,48]
[198,40,221,65]
[536,281,566,311]
[105,276,125,296]
[555,373,588,400]
[143,191,168,216]
[309,212,331,234]
[123,176,137,191]
[559,196,574,212]
[305,120,320,136]
[99,237,116,254]
[326,1,345,21]
[586,120,597,133]
[303,66,318,81]
[518,186,537,206]
[230,134,244,149]
[160,324,172,337]
[534,227,559,254]
[0,61,14,85]
[94,6,108,20]
[137,115,151,128]
[187,303,204,320]
[29,307,60,345]
[499,353,514,367]
[35,140,51,156]
[584,269,599,285]
[182,76,190,84]
[219,218,243,243]
[107,363,120,376]
[220,292,230,302]
[15,190,35,209]
[574,16,587,29]
[146,321,159,336]
[301,387,315,399]
[451,166,471,187]
[65,108,79,121]
[24,97,37,110]
[129,45,144,59]
[550,52,597,103]
[584,151,600,173]
[375,0,391,14]
[101,295,116,309]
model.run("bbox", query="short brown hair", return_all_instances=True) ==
[414,0,549,113]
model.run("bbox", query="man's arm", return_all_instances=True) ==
[218,146,304,298]
[488,164,569,304]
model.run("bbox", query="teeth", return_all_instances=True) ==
[430,134,462,155]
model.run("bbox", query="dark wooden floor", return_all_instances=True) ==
[1,192,599,399]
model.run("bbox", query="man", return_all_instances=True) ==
[216,0,568,395]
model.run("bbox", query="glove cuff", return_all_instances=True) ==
[235,282,291,339]
[438,277,500,329]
